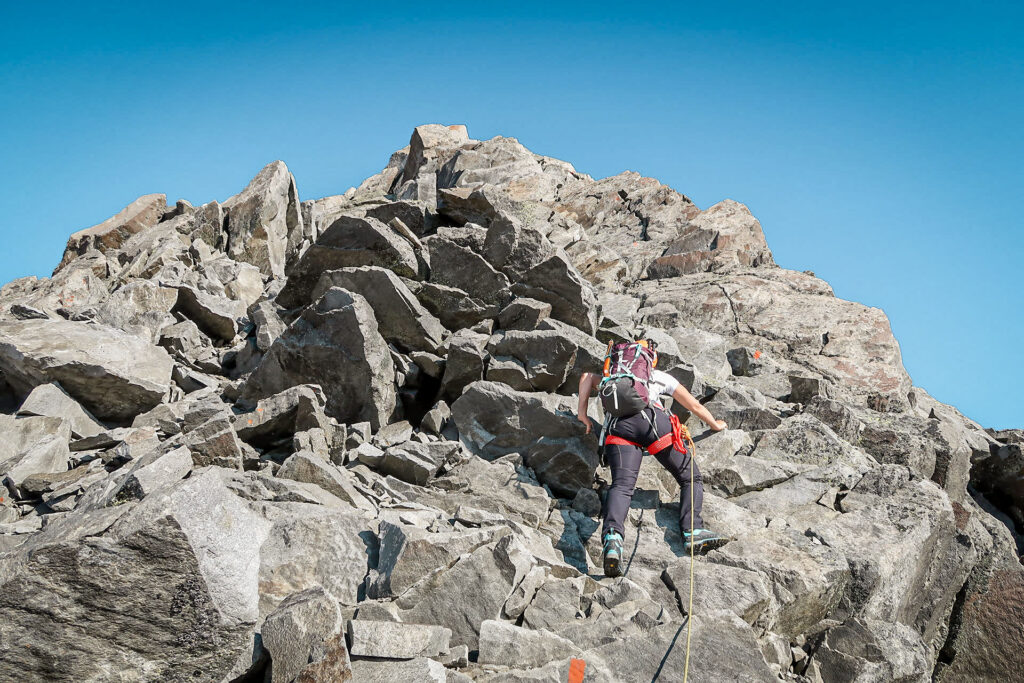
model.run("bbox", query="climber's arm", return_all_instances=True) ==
[576,372,600,433]
[671,384,727,431]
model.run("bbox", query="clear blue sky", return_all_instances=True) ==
[1,2,1020,428]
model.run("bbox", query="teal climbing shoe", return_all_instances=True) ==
[682,528,728,555]
[603,530,624,577]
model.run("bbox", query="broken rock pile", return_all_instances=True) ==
[0,124,1020,682]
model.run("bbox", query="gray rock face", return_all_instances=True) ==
[241,288,396,429]
[223,160,303,279]
[2,123,1021,683]
[0,319,173,421]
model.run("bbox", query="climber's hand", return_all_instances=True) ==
[710,419,728,432]
[577,413,592,434]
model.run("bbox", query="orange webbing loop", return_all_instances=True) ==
[647,413,689,456]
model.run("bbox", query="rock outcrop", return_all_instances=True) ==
[0,124,1017,682]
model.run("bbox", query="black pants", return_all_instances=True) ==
[601,407,705,537]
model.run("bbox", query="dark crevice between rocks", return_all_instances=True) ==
[970,486,1024,557]
[933,576,970,679]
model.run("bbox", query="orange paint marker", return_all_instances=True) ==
[568,658,586,683]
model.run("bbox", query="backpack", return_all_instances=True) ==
[598,340,659,418]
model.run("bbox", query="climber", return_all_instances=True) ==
[577,340,729,578]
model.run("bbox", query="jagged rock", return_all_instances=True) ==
[440,329,489,400]
[223,160,303,279]
[0,319,173,421]
[707,528,849,638]
[397,535,530,650]
[277,452,375,512]
[378,441,459,485]
[261,586,348,683]
[202,257,264,307]
[250,300,286,352]
[350,657,446,683]
[118,445,193,499]
[647,199,775,278]
[424,235,512,307]
[421,400,451,435]
[584,613,776,683]
[486,329,577,392]
[663,557,774,627]
[407,280,500,330]
[814,617,931,682]
[0,468,270,679]
[93,279,179,342]
[58,193,167,270]
[241,288,396,429]
[498,297,551,331]
[277,215,419,308]
[371,520,503,598]
[348,620,451,659]
[16,383,105,438]
[257,503,376,614]
[233,384,330,446]
[523,576,586,629]
[510,250,598,335]
[174,284,247,342]
[311,267,445,353]
[451,381,598,497]
[478,619,580,668]
[182,416,245,469]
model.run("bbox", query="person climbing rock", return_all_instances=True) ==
[577,340,729,578]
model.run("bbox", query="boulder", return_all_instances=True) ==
[261,586,349,683]
[277,452,375,512]
[0,319,173,422]
[348,620,451,659]
[241,288,396,429]
[378,441,459,486]
[663,557,774,627]
[407,280,500,330]
[0,468,271,680]
[233,384,330,447]
[311,267,445,353]
[397,536,529,650]
[350,658,446,683]
[118,445,193,500]
[451,381,598,497]
[646,199,775,278]
[510,251,598,335]
[424,235,511,307]
[16,383,105,438]
[498,297,552,331]
[814,617,931,682]
[223,160,303,278]
[277,216,419,308]
[440,329,489,400]
[478,619,580,669]
[174,285,247,342]
[486,329,577,392]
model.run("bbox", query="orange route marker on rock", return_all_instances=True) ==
[568,658,586,683]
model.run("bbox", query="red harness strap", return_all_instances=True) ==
[604,413,688,456]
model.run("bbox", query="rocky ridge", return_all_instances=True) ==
[0,123,1020,682]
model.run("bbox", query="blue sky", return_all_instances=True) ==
[1,2,1021,428]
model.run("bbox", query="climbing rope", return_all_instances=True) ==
[681,424,697,683]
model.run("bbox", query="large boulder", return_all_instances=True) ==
[451,381,598,497]
[16,382,105,438]
[0,319,173,422]
[277,216,419,308]
[0,468,271,680]
[311,267,445,353]
[241,288,396,429]
[223,160,303,279]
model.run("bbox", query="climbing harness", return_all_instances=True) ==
[602,411,688,456]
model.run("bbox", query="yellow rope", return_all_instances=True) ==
[681,425,696,683]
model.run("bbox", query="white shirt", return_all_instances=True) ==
[648,370,680,408]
